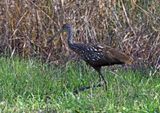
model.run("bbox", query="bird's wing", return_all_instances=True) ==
[90,44,105,52]
[103,45,132,64]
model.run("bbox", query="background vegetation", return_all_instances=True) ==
[0,0,159,68]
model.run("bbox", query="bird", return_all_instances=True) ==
[48,23,133,93]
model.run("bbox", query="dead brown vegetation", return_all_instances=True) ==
[0,0,159,68]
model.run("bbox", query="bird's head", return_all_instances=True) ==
[47,23,71,43]
[61,23,72,32]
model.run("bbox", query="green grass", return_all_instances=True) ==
[0,57,159,112]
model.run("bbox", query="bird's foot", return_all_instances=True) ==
[73,83,103,94]
[73,86,91,94]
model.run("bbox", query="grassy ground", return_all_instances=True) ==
[0,57,159,112]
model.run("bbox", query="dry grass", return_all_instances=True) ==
[0,0,159,68]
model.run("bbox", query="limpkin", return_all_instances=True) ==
[48,24,133,93]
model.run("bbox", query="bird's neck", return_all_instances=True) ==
[66,27,74,48]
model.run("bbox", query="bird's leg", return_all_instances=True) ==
[73,67,107,94]
[98,71,107,90]
[95,67,107,90]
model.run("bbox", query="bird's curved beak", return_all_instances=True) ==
[47,29,64,43]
